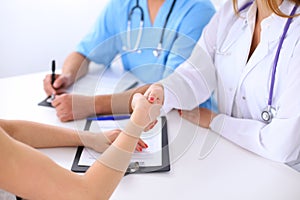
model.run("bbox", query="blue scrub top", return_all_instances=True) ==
[76,0,215,84]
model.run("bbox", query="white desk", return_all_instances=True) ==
[1,69,300,200]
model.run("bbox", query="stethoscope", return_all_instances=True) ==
[239,2,298,123]
[123,0,177,57]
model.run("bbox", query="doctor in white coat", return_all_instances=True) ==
[143,0,300,162]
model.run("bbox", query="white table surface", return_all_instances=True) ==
[1,68,300,200]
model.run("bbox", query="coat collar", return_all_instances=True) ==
[239,0,298,84]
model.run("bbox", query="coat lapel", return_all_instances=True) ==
[239,15,282,87]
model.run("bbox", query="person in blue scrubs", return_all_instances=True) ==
[43,0,216,122]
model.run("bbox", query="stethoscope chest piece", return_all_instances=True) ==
[152,43,162,57]
[261,106,276,123]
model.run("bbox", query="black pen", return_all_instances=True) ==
[51,60,56,100]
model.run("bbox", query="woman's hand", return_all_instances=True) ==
[103,129,148,152]
[130,93,161,129]
[143,83,164,105]
[179,107,217,129]
[84,129,148,152]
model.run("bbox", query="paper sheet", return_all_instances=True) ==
[38,67,140,107]
[78,119,162,167]
[70,68,139,96]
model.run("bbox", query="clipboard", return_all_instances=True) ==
[37,80,138,108]
[38,96,54,107]
[71,117,170,175]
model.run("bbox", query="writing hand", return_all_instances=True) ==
[43,73,72,96]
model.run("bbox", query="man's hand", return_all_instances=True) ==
[43,73,73,96]
[131,93,161,130]
[52,94,95,122]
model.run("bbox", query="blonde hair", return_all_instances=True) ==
[233,0,300,17]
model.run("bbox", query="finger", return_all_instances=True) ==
[53,76,66,89]
[146,84,163,104]
[52,74,61,94]
[178,109,182,116]
[148,96,156,103]
[131,93,144,110]
[180,110,189,118]
[55,87,67,95]
[132,93,143,100]
[143,89,151,100]
[103,130,118,144]
[135,145,143,152]
[51,95,62,107]
[149,120,158,129]
[148,120,158,130]
[137,139,148,148]
[43,74,56,96]
[148,92,163,104]
[143,86,158,103]
[143,120,158,132]
[57,106,74,122]
[147,91,157,103]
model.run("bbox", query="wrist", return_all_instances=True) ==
[130,105,148,127]
[123,119,144,138]
[79,131,109,152]
[64,73,75,86]
[78,131,94,148]
[95,95,112,115]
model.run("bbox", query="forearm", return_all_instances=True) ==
[95,84,151,115]
[0,127,140,200]
[0,128,86,200]
[62,52,90,84]
[0,93,157,199]
[83,132,139,199]
[0,119,85,148]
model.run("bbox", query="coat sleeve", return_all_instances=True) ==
[160,5,221,113]
[160,41,217,114]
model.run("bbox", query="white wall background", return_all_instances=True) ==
[0,0,109,78]
[0,0,224,78]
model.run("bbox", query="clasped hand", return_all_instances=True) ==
[143,83,216,129]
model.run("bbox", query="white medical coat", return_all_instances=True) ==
[161,0,300,162]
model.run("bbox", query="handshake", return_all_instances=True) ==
[129,83,164,131]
